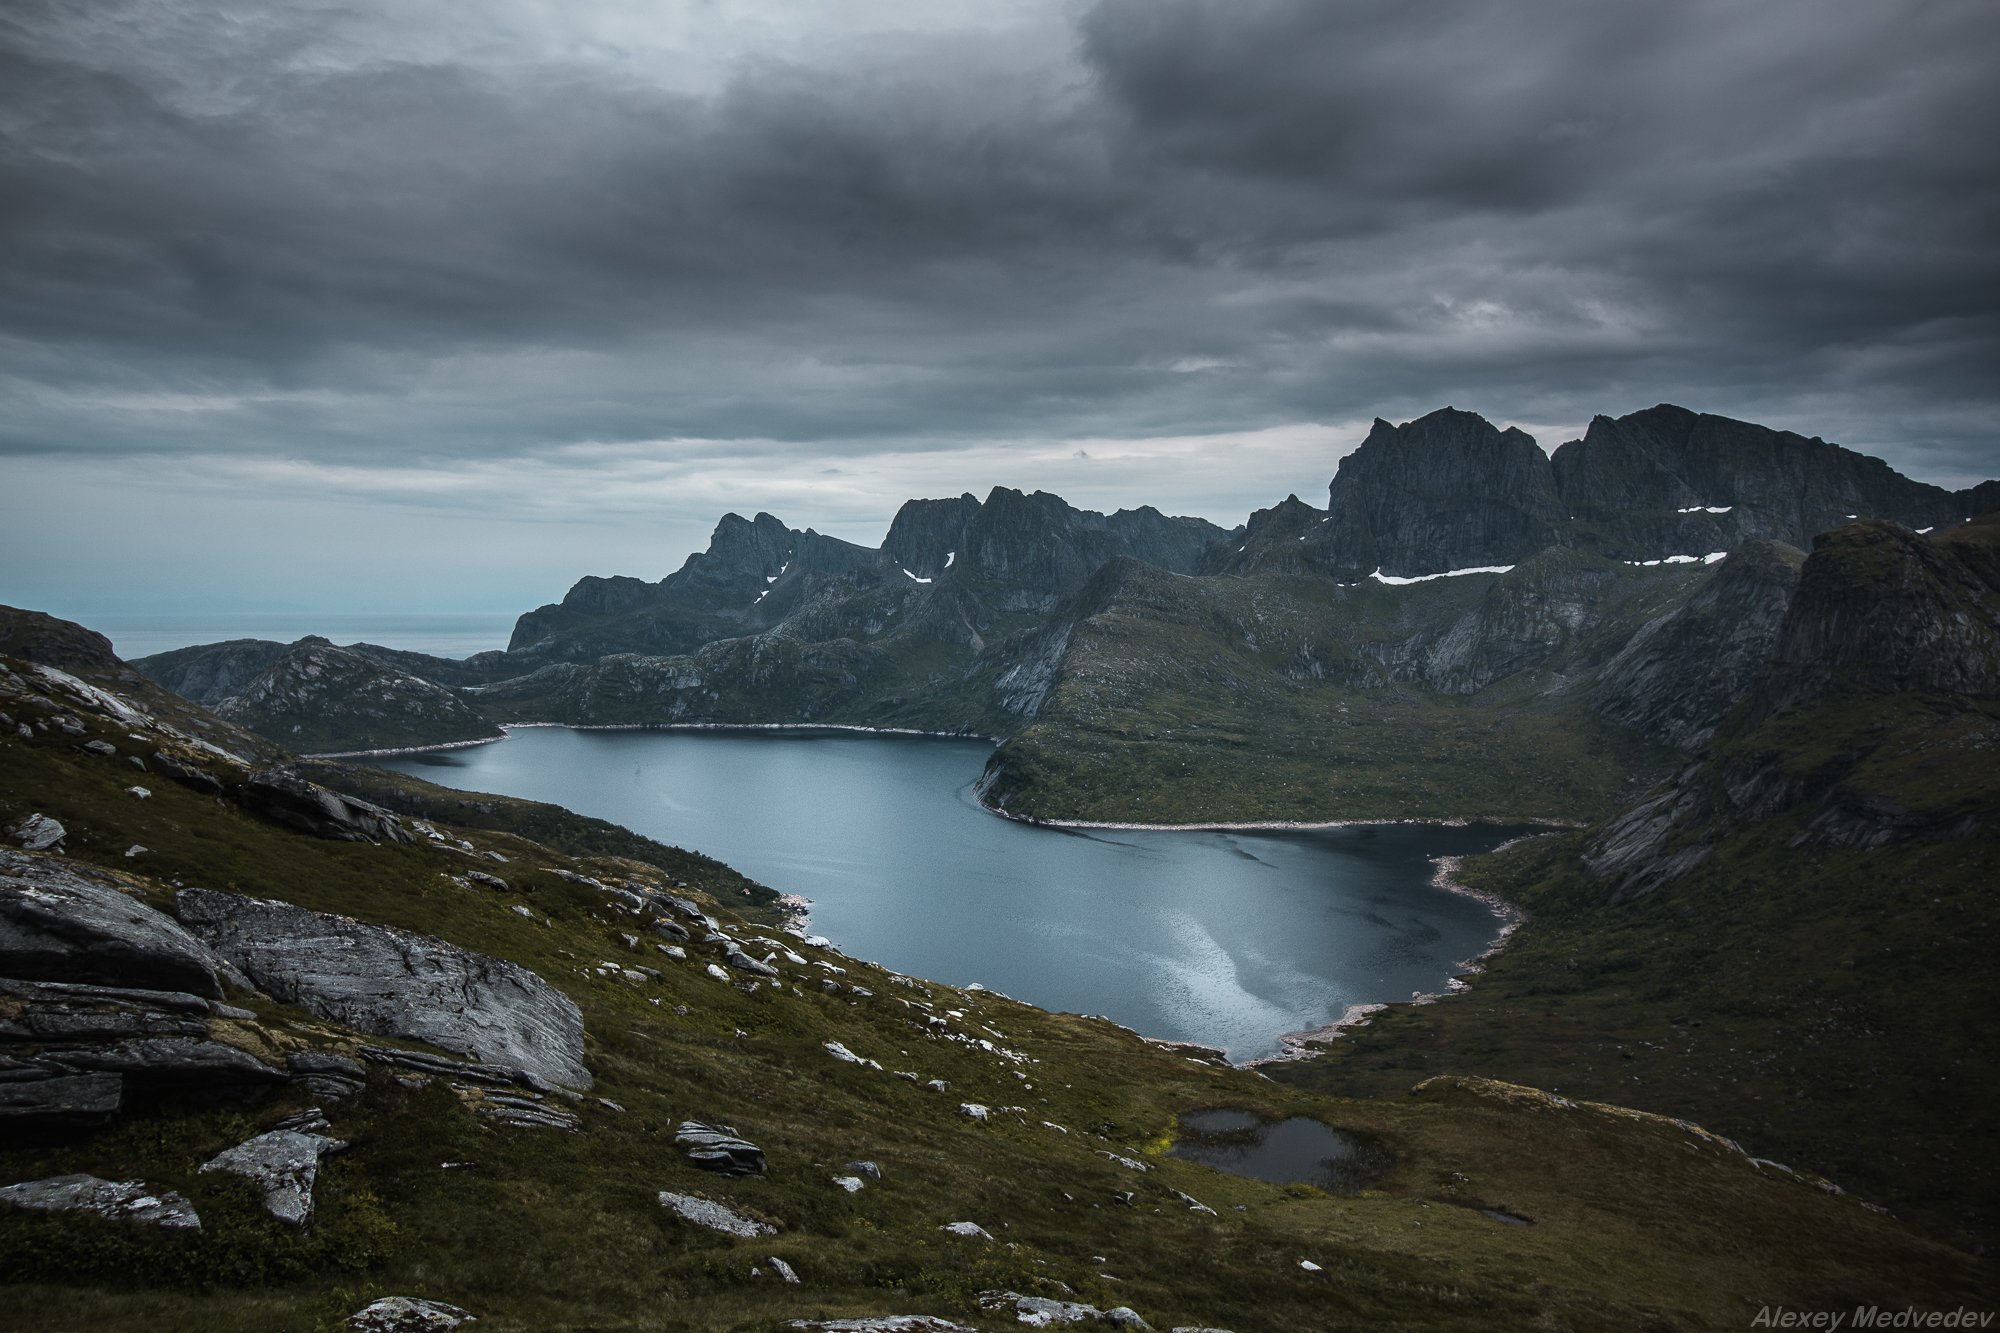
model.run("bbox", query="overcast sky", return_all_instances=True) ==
[4,0,1996,626]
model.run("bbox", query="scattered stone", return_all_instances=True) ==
[5,814,65,852]
[979,1290,1152,1328]
[940,1221,993,1240]
[769,1255,801,1284]
[833,1175,865,1193]
[780,1312,976,1320]
[126,786,150,799]
[83,739,118,757]
[651,918,690,942]
[128,755,147,771]
[1,851,226,996]
[1097,1151,1150,1172]
[845,1159,883,1181]
[201,1128,349,1225]
[659,944,687,959]
[925,1079,947,1093]
[346,1296,476,1331]
[1169,1189,1216,1216]
[598,1098,626,1113]
[1298,1259,1321,1273]
[510,905,535,920]
[177,887,590,1089]
[960,1103,989,1122]
[657,1190,776,1238]
[124,845,146,858]
[50,714,85,736]
[824,1041,882,1069]
[0,1173,200,1230]
[466,871,507,891]
[677,1121,766,1176]
[706,963,731,982]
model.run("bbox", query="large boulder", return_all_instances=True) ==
[176,888,590,1089]
[0,1173,200,1230]
[0,851,227,998]
[201,1127,348,1225]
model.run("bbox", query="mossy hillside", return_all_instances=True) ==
[1273,691,2000,1250]
[2,681,1988,1329]
[981,563,1694,824]
[300,759,785,922]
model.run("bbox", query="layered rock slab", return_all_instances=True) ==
[176,888,590,1089]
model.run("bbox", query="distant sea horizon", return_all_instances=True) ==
[86,612,518,662]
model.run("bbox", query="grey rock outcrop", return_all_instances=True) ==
[657,1190,776,1237]
[1325,408,1564,579]
[0,851,226,997]
[152,753,226,795]
[176,888,590,1089]
[0,1173,200,1230]
[979,1291,1152,1327]
[233,768,414,844]
[286,1050,368,1101]
[201,1127,348,1225]
[788,1312,976,1320]
[347,1297,477,1332]
[6,813,66,852]
[677,1121,766,1176]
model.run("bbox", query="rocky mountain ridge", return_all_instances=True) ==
[2,606,1992,1327]
[128,405,1996,816]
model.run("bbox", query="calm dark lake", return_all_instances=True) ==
[366,727,1525,1061]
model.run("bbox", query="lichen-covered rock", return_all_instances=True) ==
[5,814,66,852]
[676,1121,765,1175]
[0,851,226,997]
[0,1173,200,1230]
[978,1291,1152,1327]
[200,1127,348,1225]
[176,887,590,1089]
[346,1296,476,1331]
[657,1190,775,1237]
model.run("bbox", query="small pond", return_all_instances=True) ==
[1169,1108,1391,1194]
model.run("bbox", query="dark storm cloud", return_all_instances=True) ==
[0,0,1996,483]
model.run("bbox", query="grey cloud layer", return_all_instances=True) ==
[2,0,1996,481]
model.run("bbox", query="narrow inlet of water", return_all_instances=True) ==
[366,727,1527,1061]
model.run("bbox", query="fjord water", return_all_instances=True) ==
[368,727,1524,1061]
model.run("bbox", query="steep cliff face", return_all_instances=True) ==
[1323,408,1564,579]
[212,638,502,754]
[955,488,1224,611]
[1579,513,2000,900]
[1767,514,2000,705]
[882,493,981,578]
[1550,404,1979,559]
[1590,540,1805,750]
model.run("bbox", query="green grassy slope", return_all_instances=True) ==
[2,655,1989,1330]
[1271,691,2000,1251]
[980,562,1692,825]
